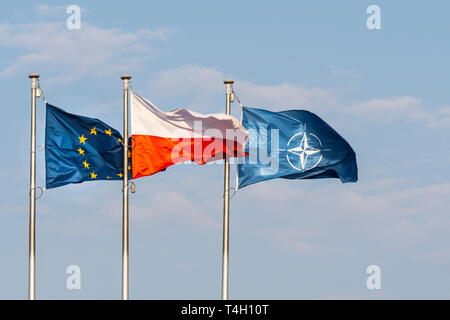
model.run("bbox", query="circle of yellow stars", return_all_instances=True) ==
[76,126,126,180]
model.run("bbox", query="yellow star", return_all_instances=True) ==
[105,129,112,136]
[77,147,85,155]
[90,172,97,179]
[106,176,110,179]
[90,127,97,135]
[118,138,123,144]
[128,165,131,170]
[78,134,87,144]
[82,160,90,169]
[117,173,123,178]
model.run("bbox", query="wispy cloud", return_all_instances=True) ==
[153,65,223,97]
[237,81,339,114]
[35,4,66,16]
[268,227,357,257]
[131,191,220,231]
[148,64,450,127]
[0,21,172,82]
[349,96,433,123]
[240,180,450,261]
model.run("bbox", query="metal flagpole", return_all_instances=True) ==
[121,74,131,300]
[28,73,39,300]
[221,79,234,300]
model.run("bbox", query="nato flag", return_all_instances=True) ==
[237,106,357,189]
[45,103,126,189]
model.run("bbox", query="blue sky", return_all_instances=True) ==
[1,0,450,299]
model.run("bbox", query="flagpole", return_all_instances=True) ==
[28,73,39,300]
[121,74,131,300]
[221,79,234,300]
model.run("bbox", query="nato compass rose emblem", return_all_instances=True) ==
[285,128,323,172]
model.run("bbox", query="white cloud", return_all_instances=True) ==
[0,22,171,82]
[149,64,450,127]
[146,65,224,112]
[327,65,361,83]
[349,96,435,123]
[131,191,220,231]
[239,180,450,260]
[153,65,223,97]
[237,81,339,114]
[413,249,450,264]
[35,4,66,16]
[268,227,357,257]
[150,65,339,114]
[429,106,450,127]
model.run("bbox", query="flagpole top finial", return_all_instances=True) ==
[224,79,234,85]
[121,75,132,80]
[28,73,39,79]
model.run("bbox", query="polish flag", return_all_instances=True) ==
[131,91,249,179]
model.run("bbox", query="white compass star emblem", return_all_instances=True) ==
[284,129,324,172]
[287,133,321,170]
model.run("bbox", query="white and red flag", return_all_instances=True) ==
[130,91,249,179]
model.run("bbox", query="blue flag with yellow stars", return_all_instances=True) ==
[45,103,128,189]
[237,106,358,189]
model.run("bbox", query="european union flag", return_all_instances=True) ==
[45,103,127,189]
[237,106,358,189]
